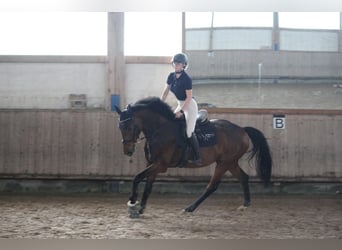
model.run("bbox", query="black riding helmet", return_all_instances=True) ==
[172,53,188,69]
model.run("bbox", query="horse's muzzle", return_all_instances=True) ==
[124,144,135,156]
[125,151,134,157]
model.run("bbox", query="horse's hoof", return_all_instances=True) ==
[128,207,141,218]
[181,208,194,215]
[127,200,141,218]
[129,212,140,218]
[237,205,248,211]
[127,200,139,207]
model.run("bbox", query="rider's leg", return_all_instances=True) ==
[188,132,202,165]
[183,99,202,165]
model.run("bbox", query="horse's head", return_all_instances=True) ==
[115,104,141,156]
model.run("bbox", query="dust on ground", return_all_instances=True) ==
[0,193,341,239]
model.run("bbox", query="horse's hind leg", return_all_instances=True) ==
[239,168,251,207]
[184,163,227,213]
[229,166,251,209]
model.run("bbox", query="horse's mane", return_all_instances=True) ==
[131,96,175,120]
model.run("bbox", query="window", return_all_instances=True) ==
[279,12,340,30]
[185,12,213,28]
[213,12,273,27]
[185,12,273,28]
[124,12,182,56]
[0,12,107,55]
[185,12,273,51]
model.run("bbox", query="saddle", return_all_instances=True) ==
[195,109,217,147]
[172,109,216,167]
[175,109,217,149]
[175,109,217,148]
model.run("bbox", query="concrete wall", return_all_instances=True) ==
[1,54,341,111]
[0,56,176,110]
[0,57,107,109]
[125,63,178,107]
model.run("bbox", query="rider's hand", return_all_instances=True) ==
[175,111,183,118]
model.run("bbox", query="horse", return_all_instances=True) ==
[114,97,272,218]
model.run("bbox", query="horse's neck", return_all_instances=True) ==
[138,112,170,138]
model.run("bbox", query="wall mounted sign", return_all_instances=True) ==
[273,114,285,129]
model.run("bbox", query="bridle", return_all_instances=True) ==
[119,117,145,145]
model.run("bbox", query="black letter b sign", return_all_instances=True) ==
[273,115,285,129]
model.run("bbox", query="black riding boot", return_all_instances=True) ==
[188,133,202,165]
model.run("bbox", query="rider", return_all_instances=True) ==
[160,53,202,165]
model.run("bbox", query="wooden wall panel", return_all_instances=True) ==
[0,110,341,182]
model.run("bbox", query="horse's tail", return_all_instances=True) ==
[244,126,272,186]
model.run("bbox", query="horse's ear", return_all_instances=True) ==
[114,105,122,114]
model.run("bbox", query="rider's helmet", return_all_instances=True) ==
[171,53,188,69]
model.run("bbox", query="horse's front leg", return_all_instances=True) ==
[127,167,150,218]
[139,173,157,214]
[128,165,153,205]
[128,164,161,218]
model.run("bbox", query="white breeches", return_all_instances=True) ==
[175,98,198,138]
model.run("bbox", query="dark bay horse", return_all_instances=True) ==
[115,97,272,217]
